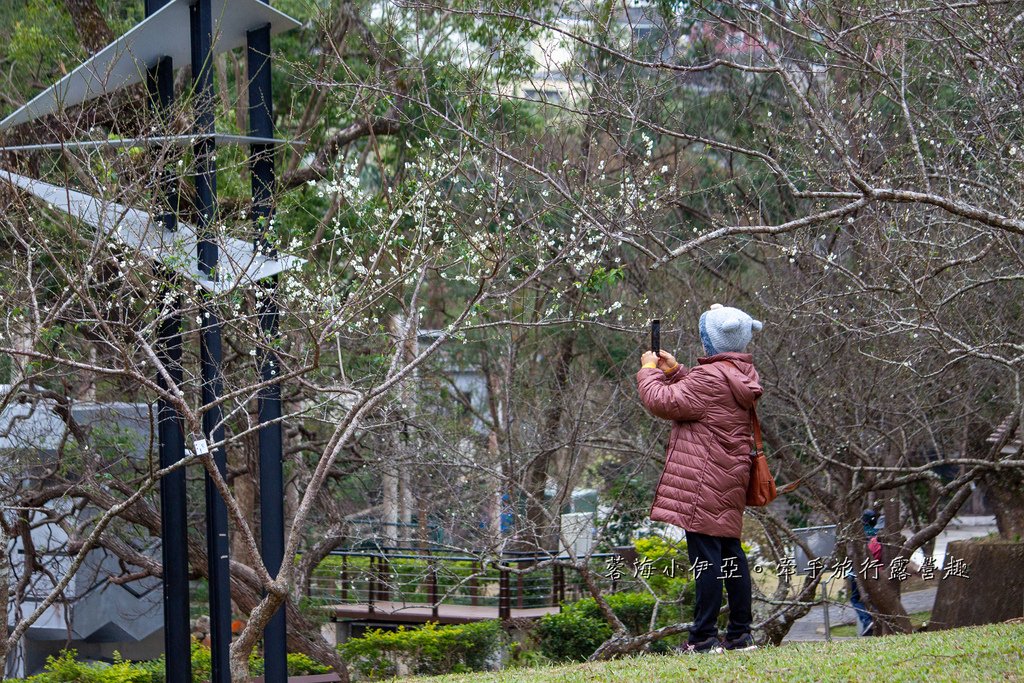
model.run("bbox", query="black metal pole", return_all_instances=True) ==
[148,49,192,683]
[247,11,287,681]
[191,2,231,682]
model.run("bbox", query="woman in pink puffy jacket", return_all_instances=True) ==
[638,304,764,654]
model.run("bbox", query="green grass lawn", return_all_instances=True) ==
[414,621,1024,683]
[830,610,931,638]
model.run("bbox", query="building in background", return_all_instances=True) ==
[1,393,162,677]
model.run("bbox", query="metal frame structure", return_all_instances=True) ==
[0,0,299,132]
[144,35,190,682]
[0,135,302,153]
[0,170,302,292]
[0,2,302,681]
[248,7,288,680]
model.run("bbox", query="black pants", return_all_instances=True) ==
[686,530,752,643]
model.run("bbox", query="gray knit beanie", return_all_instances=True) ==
[699,303,763,355]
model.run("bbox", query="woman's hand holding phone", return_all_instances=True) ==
[641,350,678,373]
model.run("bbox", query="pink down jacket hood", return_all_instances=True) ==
[637,352,763,539]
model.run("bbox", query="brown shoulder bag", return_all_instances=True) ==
[746,405,778,506]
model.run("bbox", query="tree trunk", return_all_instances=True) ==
[984,471,1024,541]
[859,540,912,635]
[62,0,114,54]
[381,464,399,545]
[859,458,913,635]
[522,334,575,551]
[0,519,11,674]
[231,438,257,563]
[398,315,418,543]
[228,565,348,680]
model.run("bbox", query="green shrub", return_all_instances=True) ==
[286,652,332,675]
[633,535,687,564]
[338,620,502,680]
[195,640,331,679]
[633,536,689,596]
[130,659,165,682]
[502,639,551,670]
[629,536,695,620]
[535,588,694,662]
[15,650,158,683]
[536,592,655,661]
[247,650,332,677]
[190,639,211,683]
[604,592,656,634]
[4,643,331,683]
[534,603,613,662]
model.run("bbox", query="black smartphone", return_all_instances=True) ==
[651,319,660,355]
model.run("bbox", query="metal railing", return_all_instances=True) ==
[309,548,638,620]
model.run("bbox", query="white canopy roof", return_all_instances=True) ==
[2,170,303,292]
[0,0,301,132]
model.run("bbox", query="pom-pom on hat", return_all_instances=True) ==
[699,304,763,355]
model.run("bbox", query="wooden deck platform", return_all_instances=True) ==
[328,601,559,624]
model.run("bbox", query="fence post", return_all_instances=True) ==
[429,553,439,619]
[372,557,380,618]
[470,560,479,607]
[516,559,524,609]
[498,566,511,620]
[380,554,391,602]
[340,555,348,603]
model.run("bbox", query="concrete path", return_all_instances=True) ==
[783,587,937,642]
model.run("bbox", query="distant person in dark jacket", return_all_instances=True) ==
[638,304,764,654]
[849,509,882,636]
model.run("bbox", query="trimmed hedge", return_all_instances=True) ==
[338,620,502,680]
[3,643,331,683]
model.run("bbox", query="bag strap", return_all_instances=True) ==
[720,359,764,458]
[751,403,764,458]
[718,360,805,493]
